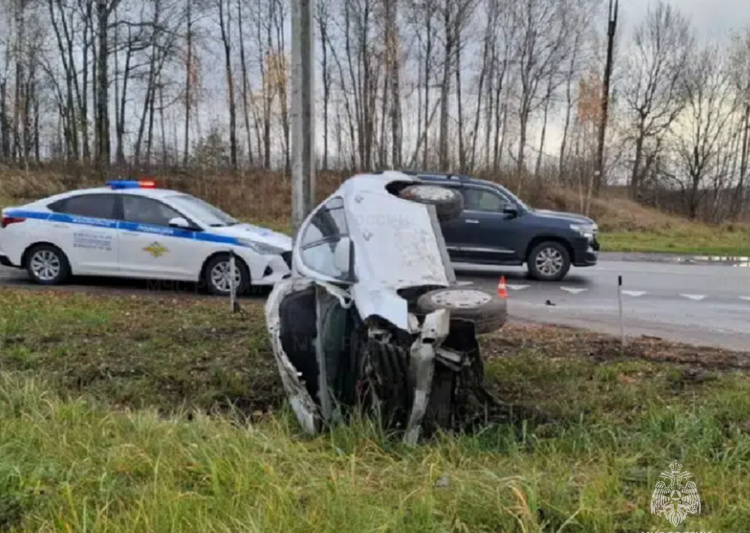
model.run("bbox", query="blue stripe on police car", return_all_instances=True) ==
[5,209,246,247]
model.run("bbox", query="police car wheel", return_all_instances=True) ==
[25,244,71,286]
[204,254,251,296]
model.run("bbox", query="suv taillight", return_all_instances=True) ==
[1,216,25,229]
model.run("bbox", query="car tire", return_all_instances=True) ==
[359,338,413,430]
[204,254,251,296]
[415,287,507,335]
[398,184,464,221]
[423,367,456,433]
[25,244,71,286]
[527,241,571,282]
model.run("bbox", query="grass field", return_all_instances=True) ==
[600,229,749,256]
[1,288,750,531]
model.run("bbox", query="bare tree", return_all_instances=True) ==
[94,0,124,171]
[622,1,693,199]
[729,27,750,219]
[511,0,571,195]
[316,0,333,169]
[217,0,238,169]
[384,0,402,168]
[670,44,737,220]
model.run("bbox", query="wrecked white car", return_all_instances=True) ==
[265,171,507,443]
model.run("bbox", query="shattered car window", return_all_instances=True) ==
[299,197,352,280]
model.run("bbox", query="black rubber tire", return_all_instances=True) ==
[398,184,464,221]
[415,287,507,335]
[527,241,571,282]
[424,367,456,434]
[359,339,413,430]
[203,254,251,296]
[25,244,71,286]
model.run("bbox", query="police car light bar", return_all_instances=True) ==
[107,180,157,189]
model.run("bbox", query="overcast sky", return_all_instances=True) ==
[621,0,750,39]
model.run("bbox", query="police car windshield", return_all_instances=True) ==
[168,194,237,227]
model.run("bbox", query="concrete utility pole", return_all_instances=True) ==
[594,0,618,197]
[291,0,316,236]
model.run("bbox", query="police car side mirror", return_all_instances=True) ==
[169,217,192,230]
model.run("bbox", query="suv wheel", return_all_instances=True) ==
[527,242,571,282]
[25,244,71,286]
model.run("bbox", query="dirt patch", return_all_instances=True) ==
[481,323,750,372]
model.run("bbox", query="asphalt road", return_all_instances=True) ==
[2,253,749,351]
[455,254,750,352]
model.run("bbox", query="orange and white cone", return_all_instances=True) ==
[497,276,508,299]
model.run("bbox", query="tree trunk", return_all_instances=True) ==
[0,80,8,159]
[734,103,750,220]
[319,14,330,169]
[470,22,489,173]
[95,0,118,172]
[183,0,193,166]
[630,127,645,200]
[422,13,432,170]
[535,77,554,177]
[385,0,402,168]
[116,28,133,166]
[237,0,254,168]
[81,2,93,162]
[379,74,389,168]
[438,1,452,170]
[516,101,530,196]
[218,0,238,170]
[454,17,465,173]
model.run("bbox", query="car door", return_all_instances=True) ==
[117,195,199,280]
[455,186,520,264]
[433,183,471,261]
[47,193,121,275]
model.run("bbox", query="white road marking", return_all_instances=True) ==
[456,281,474,287]
[560,287,588,295]
[740,296,750,302]
[681,294,706,301]
[507,284,531,291]
[621,290,647,297]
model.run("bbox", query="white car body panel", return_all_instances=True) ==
[266,171,464,439]
[0,186,292,286]
[292,172,454,329]
[264,276,320,433]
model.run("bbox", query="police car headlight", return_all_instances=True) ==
[239,239,286,256]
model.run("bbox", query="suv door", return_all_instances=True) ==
[430,183,471,261]
[118,195,200,280]
[455,186,521,264]
[48,193,120,275]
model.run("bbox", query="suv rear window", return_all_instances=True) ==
[49,194,118,219]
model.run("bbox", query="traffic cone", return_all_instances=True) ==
[497,276,508,299]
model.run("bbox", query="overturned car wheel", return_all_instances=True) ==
[416,288,507,335]
[398,184,464,221]
[358,338,413,430]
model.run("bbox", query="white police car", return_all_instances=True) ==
[0,180,292,295]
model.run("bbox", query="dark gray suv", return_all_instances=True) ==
[413,172,600,281]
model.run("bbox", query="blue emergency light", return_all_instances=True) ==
[107,179,157,189]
